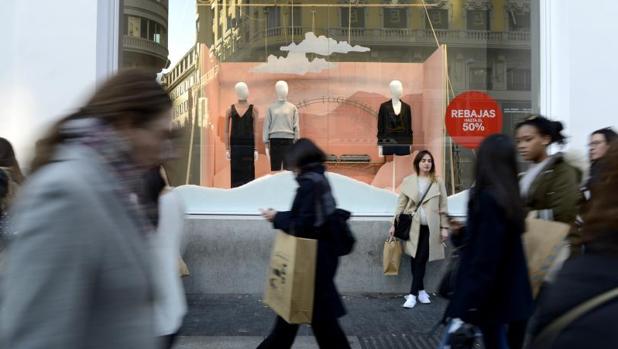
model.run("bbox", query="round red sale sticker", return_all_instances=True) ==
[445,91,503,149]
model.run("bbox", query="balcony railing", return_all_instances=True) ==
[123,35,169,61]
[238,27,530,50]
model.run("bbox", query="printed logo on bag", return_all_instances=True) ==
[269,259,288,289]
[445,91,503,149]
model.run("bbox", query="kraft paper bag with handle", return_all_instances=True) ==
[523,214,570,297]
[383,238,402,276]
[263,231,318,324]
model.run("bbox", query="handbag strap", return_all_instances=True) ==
[532,287,618,348]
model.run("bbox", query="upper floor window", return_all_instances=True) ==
[508,11,530,32]
[384,8,407,29]
[426,9,448,30]
[127,16,141,37]
[467,10,490,30]
[266,7,281,30]
[288,5,301,27]
[341,6,365,28]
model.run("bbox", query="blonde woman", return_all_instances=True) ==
[389,150,449,309]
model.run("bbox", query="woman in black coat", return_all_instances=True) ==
[445,135,534,349]
[258,138,350,349]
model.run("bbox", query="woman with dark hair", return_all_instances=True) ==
[587,127,617,190]
[529,142,618,349]
[1,69,173,349]
[0,137,24,211]
[0,137,24,185]
[258,138,351,349]
[515,115,581,224]
[388,150,449,308]
[444,134,533,349]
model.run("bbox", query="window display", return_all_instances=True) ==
[225,82,258,187]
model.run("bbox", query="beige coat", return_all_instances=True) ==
[394,175,449,262]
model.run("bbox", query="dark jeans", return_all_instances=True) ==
[479,323,509,349]
[269,138,294,171]
[159,332,179,349]
[257,316,350,349]
[410,225,430,295]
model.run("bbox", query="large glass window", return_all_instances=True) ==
[163,1,537,194]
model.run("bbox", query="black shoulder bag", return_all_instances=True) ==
[314,179,356,256]
[394,182,433,241]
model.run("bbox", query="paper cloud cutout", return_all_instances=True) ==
[251,52,336,75]
[280,32,370,56]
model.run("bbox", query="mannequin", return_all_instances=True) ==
[225,82,258,187]
[263,80,300,171]
[377,80,413,156]
[377,80,413,189]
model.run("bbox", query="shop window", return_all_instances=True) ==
[127,16,141,38]
[341,7,365,28]
[467,10,490,31]
[509,11,530,32]
[384,8,407,29]
[426,9,448,30]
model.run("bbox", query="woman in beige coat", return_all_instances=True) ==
[389,150,449,309]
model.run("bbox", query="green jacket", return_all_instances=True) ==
[524,154,581,224]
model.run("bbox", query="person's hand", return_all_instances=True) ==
[226,150,231,161]
[448,218,464,234]
[441,228,449,242]
[388,225,395,240]
[260,208,277,222]
[254,150,259,161]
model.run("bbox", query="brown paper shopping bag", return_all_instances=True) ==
[523,216,570,297]
[383,239,402,276]
[263,231,318,324]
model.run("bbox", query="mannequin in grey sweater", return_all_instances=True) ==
[263,81,299,171]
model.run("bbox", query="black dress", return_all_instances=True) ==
[229,104,255,188]
[377,100,413,156]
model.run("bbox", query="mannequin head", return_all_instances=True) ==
[389,80,403,100]
[234,82,249,101]
[275,80,289,101]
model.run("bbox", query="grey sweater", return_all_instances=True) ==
[263,100,300,143]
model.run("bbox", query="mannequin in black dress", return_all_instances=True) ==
[225,82,258,187]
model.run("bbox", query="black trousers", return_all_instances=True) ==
[382,144,411,156]
[257,315,350,349]
[159,332,179,349]
[269,138,294,171]
[410,225,430,295]
[230,144,255,188]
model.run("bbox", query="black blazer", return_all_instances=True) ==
[272,165,346,321]
[446,192,534,325]
[377,100,413,145]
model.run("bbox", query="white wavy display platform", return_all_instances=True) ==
[175,171,469,217]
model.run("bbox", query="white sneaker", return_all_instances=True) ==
[403,294,417,308]
[418,290,431,304]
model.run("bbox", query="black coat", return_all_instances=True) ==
[446,192,533,326]
[529,253,618,349]
[377,100,413,145]
[272,165,346,321]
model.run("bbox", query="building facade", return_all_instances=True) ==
[162,45,202,186]
[122,0,170,71]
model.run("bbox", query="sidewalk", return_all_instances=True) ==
[175,293,447,349]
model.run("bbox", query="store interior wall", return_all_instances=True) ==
[541,0,618,153]
[0,1,117,171]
